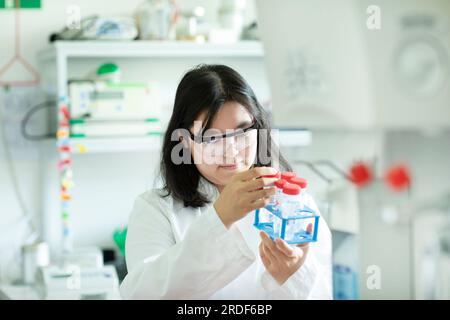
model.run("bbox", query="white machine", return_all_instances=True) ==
[68,81,163,137]
[69,81,162,121]
[35,265,120,300]
[34,247,120,300]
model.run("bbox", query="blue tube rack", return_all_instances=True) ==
[254,203,319,244]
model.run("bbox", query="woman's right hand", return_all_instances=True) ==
[214,167,279,229]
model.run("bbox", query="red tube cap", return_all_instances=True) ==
[274,179,287,189]
[290,177,308,189]
[282,183,301,195]
[281,172,296,181]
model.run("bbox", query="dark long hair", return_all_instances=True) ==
[160,64,292,208]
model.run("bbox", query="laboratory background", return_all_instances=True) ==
[0,0,449,300]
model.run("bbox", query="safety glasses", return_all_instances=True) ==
[190,122,258,157]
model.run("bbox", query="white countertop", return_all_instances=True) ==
[0,285,40,300]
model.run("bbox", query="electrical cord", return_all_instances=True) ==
[20,99,56,141]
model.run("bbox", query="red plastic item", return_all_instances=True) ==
[58,146,71,153]
[281,172,296,181]
[274,179,287,189]
[59,118,69,127]
[385,164,411,192]
[58,159,72,169]
[262,172,281,179]
[290,177,308,189]
[349,162,373,187]
[282,183,301,195]
[59,105,70,120]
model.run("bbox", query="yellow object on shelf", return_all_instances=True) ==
[62,179,75,190]
[61,193,72,201]
[56,129,69,138]
[74,143,88,153]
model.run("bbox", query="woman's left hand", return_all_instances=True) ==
[259,225,312,285]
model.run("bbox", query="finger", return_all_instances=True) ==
[262,242,278,262]
[274,238,296,258]
[259,231,283,260]
[306,223,313,234]
[245,187,276,202]
[241,177,279,192]
[235,167,278,182]
[296,243,310,258]
[259,243,271,267]
[260,230,276,248]
[247,197,272,211]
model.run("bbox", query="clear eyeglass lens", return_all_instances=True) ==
[203,129,256,156]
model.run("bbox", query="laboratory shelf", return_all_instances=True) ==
[277,129,312,147]
[37,40,265,107]
[42,135,163,154]
[38,40,264,61]
[68,135,163,154]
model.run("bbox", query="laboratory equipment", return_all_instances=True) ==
[21,242,50,285]
[216,0,246,43]
[34,247,120,300]
[254,173,319,244]
[96,63,121,84]
[333,265,359,300]
[136,0,178,40]
[50,16,138,41]
[280,171,296,182]
[35,265,120,300]
[176,6,208,43]
[59,247,104,269]
[69,119,162,138]
[68,81,162,121]
[290,177,309,209]
[333,234,359,300]
[268,177,285,207]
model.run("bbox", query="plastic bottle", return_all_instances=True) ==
[262,179,286,232]
[288,177,312,240]
[289,177,308,211]
[333,235,359,299]
[272,179,287,207]
[262,172,281,207]
[260,172,280,228]
[276,183,300,241]
[281,183,301,216]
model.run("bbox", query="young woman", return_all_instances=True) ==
[120,64,332,299]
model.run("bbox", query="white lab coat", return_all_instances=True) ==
[120,177,333,300]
